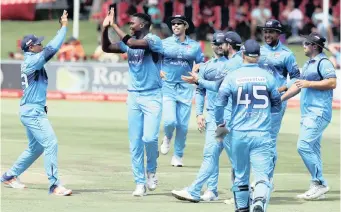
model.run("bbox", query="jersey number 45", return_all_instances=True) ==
[237,85,269,109]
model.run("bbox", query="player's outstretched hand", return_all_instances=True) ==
[196,115,206,133]
[160,70,166,79]
[60,10,68,27]
[181,72,198,84]
[215,122,229,142]
[295,79,310,88]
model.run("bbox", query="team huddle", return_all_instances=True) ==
[1,9,337,212]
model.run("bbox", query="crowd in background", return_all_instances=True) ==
[9,0,341,64]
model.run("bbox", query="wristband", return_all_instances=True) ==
[122,34,132,44]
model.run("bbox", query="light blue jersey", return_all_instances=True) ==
[300,53,336,122]
[196,56,229,116]
[118,33,163,91]
[161,35,204,83]
[259,41,300,88]
[198,51,243,92]
[20,26,67,106]
[187,56,229,200]
[214,63,282,131]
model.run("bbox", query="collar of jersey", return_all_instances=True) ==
[242,63,258,67]
[172,34,189,44]
[309,52,327,63]
[264,40,282,51]
[24,51,37,56]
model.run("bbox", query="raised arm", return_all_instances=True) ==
[101,26,125,53]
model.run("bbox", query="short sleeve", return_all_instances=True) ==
[118,41,128,53]
[320,59,337,79]
[145,34,163,53]
[195,46,205,64]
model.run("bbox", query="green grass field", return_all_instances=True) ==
[1,20,319,67]
[1,99,340,212]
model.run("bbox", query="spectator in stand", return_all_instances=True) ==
[312,7,334,42]
[148,0,164,38]
[251,0,272,40]
[328,43,341,69]
[195,0,220,41]
[282,0,304,42]
[57,37,86,62]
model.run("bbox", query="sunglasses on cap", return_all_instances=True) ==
[172,22,185,26]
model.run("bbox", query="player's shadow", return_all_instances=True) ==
[270,196,305,205]
[275,189,340,195]
[71,188,130,194]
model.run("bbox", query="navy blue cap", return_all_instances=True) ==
[258,19,283,33]
[21,35,44,52]
[211,31,225,44]
[242,39,260,57]
[300,32,330,51]
[224,31,242,46]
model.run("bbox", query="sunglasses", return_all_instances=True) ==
[172,22,184,26]
[213,42,223,46]
[303,41,312,46]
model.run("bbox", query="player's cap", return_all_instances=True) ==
[21,34,44,52]
[242,39,260,57]
[224,31,242,46]
[300,32,330,51]
[211,31,225,45]
[167,15,194,34]
[257,19,283,33]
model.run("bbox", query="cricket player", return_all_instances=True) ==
[101,9,162,196]
[1,11,72,196]
[281,32,337,200]
[215,39,282,212]
[179,31,243,203]
[257,19,300,183]
[160,15,205,167]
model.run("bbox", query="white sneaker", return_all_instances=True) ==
[297,182,330,200]
[132,184,147,197]
[147,172,158,191]
[172,189,199,203]
[160,136,171,155]
[200,190,218,201]
[224,198,235,205]
[1,176,26,189]
[171,156,184,167]
[51,185,72,196]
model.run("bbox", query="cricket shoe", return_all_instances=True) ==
[224,198,235,205]
[160,136,171,155]
[296,181,329,200]
[147,172,158,191]
[252,205,264,212]
[132,184,147,197]
[1,173,26,189]
[51,185,72,196]
[172,188,200,203]
[171,156,184,167]
[200,190,219,201]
